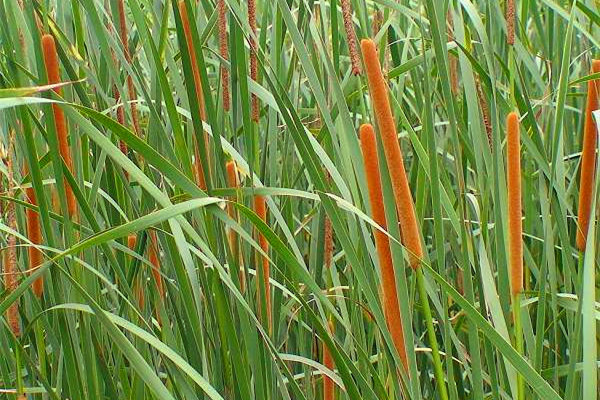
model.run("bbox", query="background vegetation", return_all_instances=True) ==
[1,0,599,399]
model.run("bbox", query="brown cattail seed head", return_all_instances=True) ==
[506,112,522,297]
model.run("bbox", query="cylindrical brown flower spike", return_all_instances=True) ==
[24,166,43,297]
[506,112,522,297]
[4,133,20,336]
[218,0,230,111]
[226,161,244,292]
[179,0,210,190]
[322,318,335,400]
[41,34,78,218]
[254,195,271,331]
[116,0,140,136]
[506,0,515,45]
[360,124,409,370]
[340,0,361,75]
[360,39,423,268]
[248,0,260,122]
[576,60,600,251]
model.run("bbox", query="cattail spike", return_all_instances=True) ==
[254,195,271,332]
[360,123,408,370]
[576,60,600,251]
[218,0,230,111]
[24,166,43,297]
[506,112,522,297]
[41,34,78,218]
[341,0,361,75]
[4,131,20,336]
[361,38,423,268]
[322,318,336,400]
[506,0,515,45]
[248,0,260,122]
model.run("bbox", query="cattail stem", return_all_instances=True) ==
[576,60,600,251]
[360,39,423,268]
[254,195,271,332]
[41,34,78,218]
[178,0,210,190]
[116,0,140,136]
[218,0,230,111]
[359,124,408,370]
[340,0,361,75]
[322,318,335,400]
[248,0,259,122]
[507,112,522,298]
[24,167,43,297]
[226,161,244,292]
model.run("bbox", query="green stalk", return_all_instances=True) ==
[513,293,524,400]
[416,268,448,400]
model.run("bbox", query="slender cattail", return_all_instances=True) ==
[41,34,78,218]
[506,0,515,46]
[226,161,244,292]
[475,75,493,150]
[218,0,230,111]
[179,0,210,190]
[116,0,140,136]
[148,231,164,301]
[447,10,459,96]
[324,216,333,269]
[254,195,271,331]
[340,0,361,75]
[4,132,20,336]
[248,0,260,122]
[576,60,600,251]
[24,166,43,297]
[322,318,335,400]
[127,234,137,251]
[360,124,408,369]
[361,39,423,268]
[506,112,522,297]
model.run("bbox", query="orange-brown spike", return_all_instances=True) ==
[218,0,230,111]
[360,39,423,268]
[178,0,210,190]
[576,60,600,251]
[24,166,43,297]
[254,195,271,331]
[506,0,515,45]
[322,318,336,400]
[360,124,408,370]
[248,0,259,122]
[4,131,20,336]
[41,34,77,218]
[506,112,522,297]
[340,0,361,75]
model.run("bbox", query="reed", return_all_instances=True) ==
[248,0,259,121]
[218,0,230,111]
[360,38,423,268]
[359,124,408,370]
[254,195,271,331]
[178,0,209,190]
[576,60,600,251]
[116,0,140,135]
[41,34,78,218]
[24,166,43,297]
[340,0,361,75]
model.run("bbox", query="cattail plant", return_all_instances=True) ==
[248,0,259,122]
[446,9,459,96]
[506,0,515,45]
[41,34,78,218]
[360,39,422,268]
[254,195,271,331]
[359,124,408,369]
[3,132,20,336]
[178,0,210,190]
[226,161,244,292]
[322,317,335,400]
[148,231,164,301]
[116,0,140,135]
[218,0,230,111]
[340,0,361,75]
[506,112,522,298]
[24,166,43,297]
[576,60,600,251]
[475,75,493,150]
